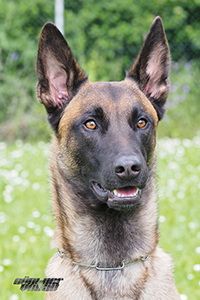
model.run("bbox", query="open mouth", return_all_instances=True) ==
[91,182,141,211]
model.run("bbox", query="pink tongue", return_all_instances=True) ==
[116,187,137,196]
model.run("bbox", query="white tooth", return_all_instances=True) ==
[113,188,139,198]
[113,190,123,197]
[113,190,118,196]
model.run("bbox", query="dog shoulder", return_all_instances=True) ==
[45,253,93,300]
[140,246,180,299]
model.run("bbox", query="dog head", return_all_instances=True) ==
[37,17,170,211]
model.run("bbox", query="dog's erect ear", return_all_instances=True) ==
[127,16,170,120]
[37,22,87,131]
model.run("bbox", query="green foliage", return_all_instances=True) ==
[157,136,200,299]
[0,139,200,298]
[64,0,200,81]
[158,61,200,139]
[0,0,53,141]
[0,141,55,299]
[0,0,200,141]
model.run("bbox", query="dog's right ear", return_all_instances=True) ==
[127,17,170,120]
[37,22,87,131]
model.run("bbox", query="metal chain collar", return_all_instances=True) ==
[57,248,150,271]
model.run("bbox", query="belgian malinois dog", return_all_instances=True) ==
[37,16,179,299]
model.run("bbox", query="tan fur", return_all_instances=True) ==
[43,80,179,299]
[36,17,179,299]
[45,247,178,300]
[59,79,158,140]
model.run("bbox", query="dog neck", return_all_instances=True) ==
[56,247,152,271]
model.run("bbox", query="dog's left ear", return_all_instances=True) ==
[128,16,170,120]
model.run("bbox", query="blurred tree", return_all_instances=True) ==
[64,0,200,81]
[0,0,54,140]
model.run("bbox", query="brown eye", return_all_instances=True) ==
[85,120,97,130]
[137,119,147,129]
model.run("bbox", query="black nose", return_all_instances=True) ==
[114,155,142,180]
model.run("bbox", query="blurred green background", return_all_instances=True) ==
[0,1,200,300]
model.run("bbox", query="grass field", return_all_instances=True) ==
[0,136,200,300]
